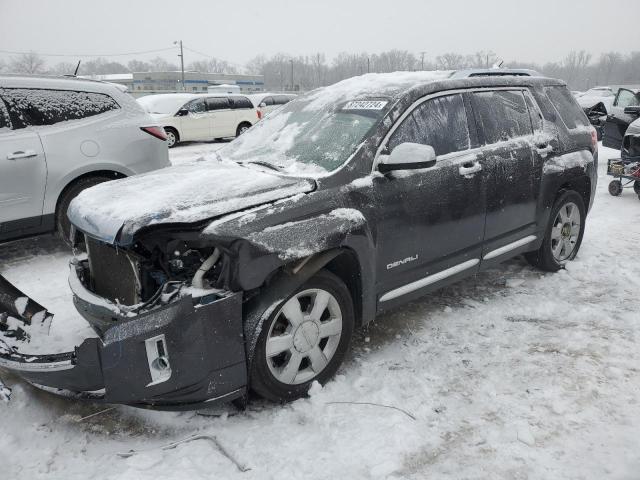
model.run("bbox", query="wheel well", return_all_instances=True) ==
[237,121,252,130]
[323,249,363,327]
[164,126,178,135]
[557,176,591,209]
[56,171,126,220]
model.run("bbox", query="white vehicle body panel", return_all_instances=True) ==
[0,75,169,240]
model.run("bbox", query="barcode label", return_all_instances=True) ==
[342,100,388,110]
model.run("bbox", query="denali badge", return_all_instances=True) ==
[387,254,419,270]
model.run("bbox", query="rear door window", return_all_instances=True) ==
[230,96,254,109]
[544,86,590,129]
[262,96,274,106]
[615,89,640,108]
[0,88,119,128]
[205,97,230,111]
[472,90,533,144]
[388,93,470,156]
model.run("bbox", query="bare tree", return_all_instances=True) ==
[9,51,46,74]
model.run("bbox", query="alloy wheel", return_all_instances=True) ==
[550,201,581,262]
[265,288,343,385]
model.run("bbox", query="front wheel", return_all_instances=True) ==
[525,190,586,272]
[236,122,251,137]
[165,128,179,148]
[633,180,640,196]
[248,269,354,402]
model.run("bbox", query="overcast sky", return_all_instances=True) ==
[1,0,639,68]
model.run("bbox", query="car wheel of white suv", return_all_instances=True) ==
[56,175,114,245]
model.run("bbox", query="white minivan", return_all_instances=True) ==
[0,75,170,244]
[137,93,259,147]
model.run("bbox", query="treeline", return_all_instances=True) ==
[2,49,639,91]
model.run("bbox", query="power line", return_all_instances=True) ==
[0,47,176,58]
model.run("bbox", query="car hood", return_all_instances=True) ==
[67,158,315,245]
[577,95,613,111]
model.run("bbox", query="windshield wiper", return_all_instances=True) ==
[242,161,283,172]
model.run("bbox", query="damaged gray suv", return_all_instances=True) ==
[0,70,597,409]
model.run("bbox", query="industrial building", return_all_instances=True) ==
[83,71,264,96]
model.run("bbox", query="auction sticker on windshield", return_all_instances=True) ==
[342,100,388,110]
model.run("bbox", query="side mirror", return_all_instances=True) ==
[176,108,189,117]
[624,106,640,116]
[378,143,437,173]
[259,102,267,108]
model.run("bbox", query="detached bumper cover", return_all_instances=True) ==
[0,267,247,409]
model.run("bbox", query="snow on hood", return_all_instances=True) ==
[67,159,315,245]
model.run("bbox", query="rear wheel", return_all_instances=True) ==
[525,190,586,272]
[165,128,179,148]
[248,269,354,402]
[608,180,623,196]
[236,122,251,137]
[56,175,114,245]
[633,180,640,195]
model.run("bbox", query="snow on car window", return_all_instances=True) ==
[0,99,10,130]
[220,71,454,175]
[472,90,533,144]
[0,88,119,128]
[388,93,470,156]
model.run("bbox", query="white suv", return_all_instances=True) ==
[137,93,259,147]
[0,75,170,244]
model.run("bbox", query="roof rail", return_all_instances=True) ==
[449,68,541,78]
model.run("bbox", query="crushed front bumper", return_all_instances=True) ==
[0,263,247,410]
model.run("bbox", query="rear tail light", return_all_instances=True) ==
[141,126,168,141]
[257,109,263,120]
[590,126,598,152]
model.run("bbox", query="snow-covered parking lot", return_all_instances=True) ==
[1,142,639,480]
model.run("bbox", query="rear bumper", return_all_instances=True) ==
[0,262,247,410]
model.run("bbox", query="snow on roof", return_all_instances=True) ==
[301,70,453,111]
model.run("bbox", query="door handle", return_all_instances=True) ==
[7,150,38,160]
[459,161,482,176]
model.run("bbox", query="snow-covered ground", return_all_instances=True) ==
[1,143,639,479]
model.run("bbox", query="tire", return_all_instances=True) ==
[525,190,586,272]
[165,128,179,148]
[56,175,114,245]
[248,269,354,402]
[608,180,623,196]
[236,122,251,137]
[634,180,640,195]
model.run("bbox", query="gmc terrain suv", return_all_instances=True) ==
[0,71,597,409]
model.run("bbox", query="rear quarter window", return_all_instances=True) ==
[544,86,589,129]
[230,97,253,109]
[0,88,119,128]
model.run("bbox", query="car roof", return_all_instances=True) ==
[0,74,125,94]
[300,70,561,112]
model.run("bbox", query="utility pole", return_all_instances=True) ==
[290,59,294,91]
[174,40,185,91]
[420,51,426,70]
[367,57,370,73]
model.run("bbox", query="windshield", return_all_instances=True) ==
[137,95,194,114]
[220,97,388,175]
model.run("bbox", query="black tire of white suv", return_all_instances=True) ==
[525,190,586,272]
[56,175,114,246]
[247,269,354,402]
